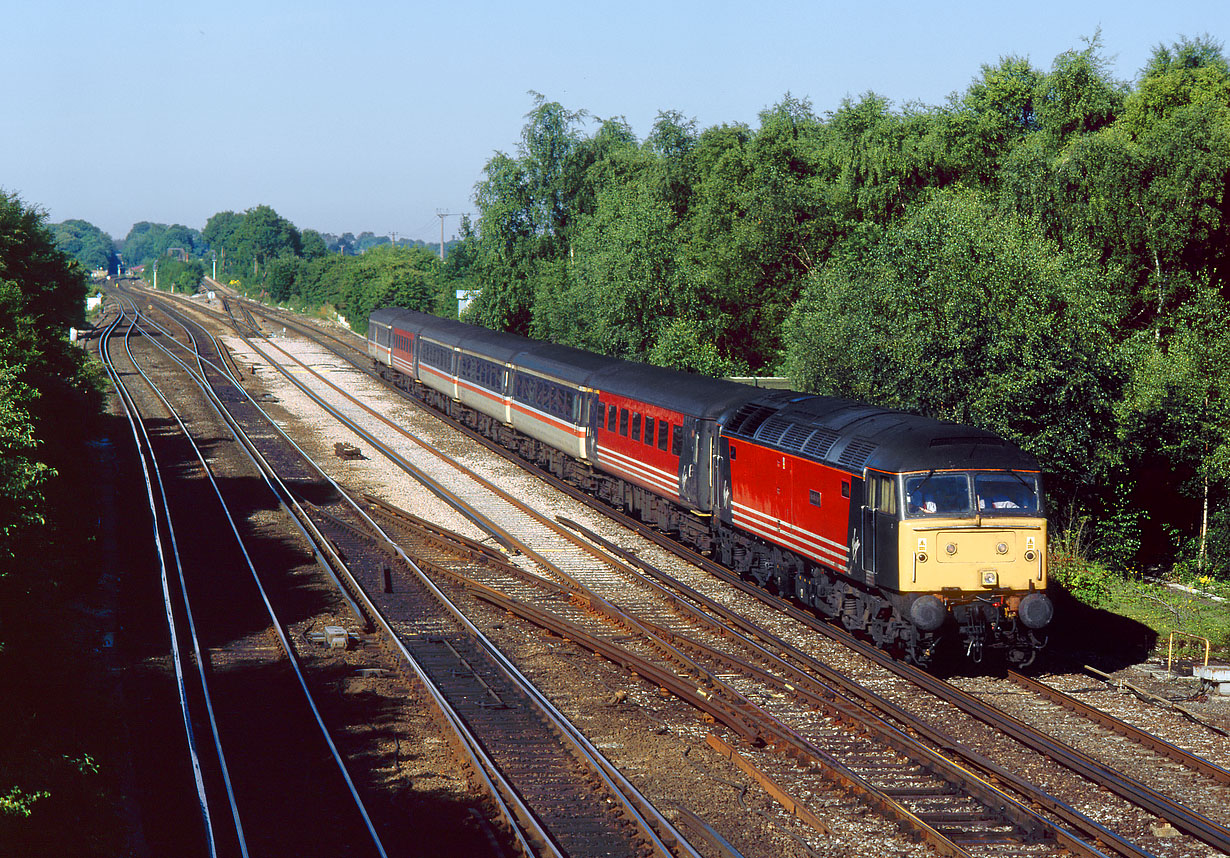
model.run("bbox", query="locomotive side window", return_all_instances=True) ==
[809,489,821,507]
[631,413,641,442]
[644,416,655,447]
[657,420,669,450]
[619,408,629,436]
[607,404,617,432]
[841,481,850,498]
[882,476,898,514]
[671,425,683,456]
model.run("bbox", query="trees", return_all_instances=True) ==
[0,192,116,853]
[119,222,202,268]
[202,210,244,274]
[786,188,1124,499]
[234,204,301,277]
[0,192,93,566]
[48,220,117,274]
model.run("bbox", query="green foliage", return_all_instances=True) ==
[119,221,202,268]
[1033,32,1126,144]
[142,258,204,293]
[235,204,301,276]
[1051,556,1116,607]
[48,220,117,273]
[943,56,1043,185]
[245,244,443,335]
[0,785,49,818]
[785,187,1123,496]
[0,192,93,567]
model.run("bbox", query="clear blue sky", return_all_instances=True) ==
[4,0,1225,244]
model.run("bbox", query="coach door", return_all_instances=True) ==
[679,417,703,508]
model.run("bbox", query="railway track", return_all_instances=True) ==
[97,293,392,857]
[112,284,699,858]
[141,283,1230,856]
[211,288,1230,855]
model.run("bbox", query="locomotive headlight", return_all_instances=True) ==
[996,541,1009,555]
[915,537,928,564]
[1024,550,1037,562]
[917,552,928,563]
[945,542,957,556]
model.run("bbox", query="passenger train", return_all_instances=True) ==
[368,308,1053,667]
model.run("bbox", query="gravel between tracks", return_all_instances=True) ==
[224,323,1230,858]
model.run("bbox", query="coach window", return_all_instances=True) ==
[644,416,655,446]
[657,420,669,451]
[671,424,683,457]
[631,413,641,442]
[619,408,629,436]
[607,403,617,431]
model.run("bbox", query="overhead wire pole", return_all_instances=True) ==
[435,211,469,261]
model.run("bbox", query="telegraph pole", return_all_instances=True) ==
[436,211,469,261]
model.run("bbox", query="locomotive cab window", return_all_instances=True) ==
[975,472,1042,515]
[905,470,1043,518]
[905,472,972,517]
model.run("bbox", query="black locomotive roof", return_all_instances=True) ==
[726,394,1039,475]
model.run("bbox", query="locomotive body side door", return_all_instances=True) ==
[861,502,877,584]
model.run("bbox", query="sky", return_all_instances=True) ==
[4,0,1226,245]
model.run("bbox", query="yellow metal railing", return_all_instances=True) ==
[1167,631,1211,674]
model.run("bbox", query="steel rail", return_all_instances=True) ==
[1008,670,1230,786]
[115,295,391,857]
[371,498,1127,858]
[99,300,227,857]
[226,300,1135,857]
[147,288,692,857]
[228,292,1197,858]
[135,292,558,856]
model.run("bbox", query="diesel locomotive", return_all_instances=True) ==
[368,308,1053,667]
